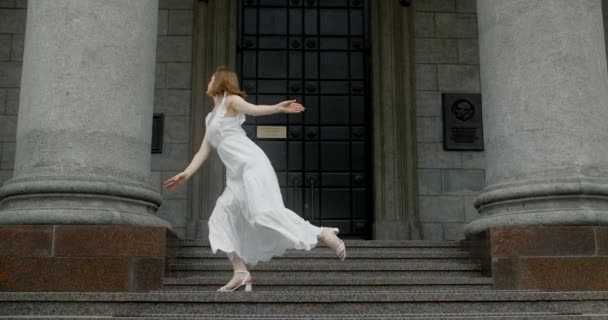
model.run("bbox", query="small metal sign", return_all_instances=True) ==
[442,93,484,151]
[257,126,287,139]
[152,113,164,153]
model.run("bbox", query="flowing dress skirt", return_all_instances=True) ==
[207,134,323,266]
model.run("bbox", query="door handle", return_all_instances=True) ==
[307,176,317,222]
[292,176,300,214]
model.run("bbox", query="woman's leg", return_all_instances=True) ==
[318,227,347,260]
[230,255,248,273]
[218,255,253,291]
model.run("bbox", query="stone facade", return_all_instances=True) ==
[0,0,170,292]
[3,0,607,242]
[151,0,195,238]
[605,0,608,62]
[413,0,484,240]
[0,0,486,241]
[0,0,194,238]
[0,0,25,187]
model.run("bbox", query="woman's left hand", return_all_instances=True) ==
[277,100,305,113]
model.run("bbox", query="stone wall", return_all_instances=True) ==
[604,0,608,65]
[1,0,488,240]
[151,0,195,239]
[413,0,484,240]
[0,0,25,187]
[0,0,194,238]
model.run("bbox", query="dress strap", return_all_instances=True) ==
[219,91,229,117]
[221,91,228,106]
[206,91,227,124]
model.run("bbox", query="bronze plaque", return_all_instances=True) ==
[256,126,287,139]
[442,93,484,151]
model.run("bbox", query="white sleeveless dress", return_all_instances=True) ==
[206,92,323,267]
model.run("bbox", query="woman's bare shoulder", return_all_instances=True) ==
[226,93,244,103]
[224,94,241,116]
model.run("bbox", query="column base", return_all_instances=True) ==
[0,176,170,228]
[465,226,608,291]
[0,225,167,292]
[466,177,608,235]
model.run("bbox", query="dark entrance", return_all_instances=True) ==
[237,0,372,238]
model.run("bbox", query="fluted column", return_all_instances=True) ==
[466,0,608,235]
[0,0,169,228]
[187,0,237,239]
[371,0,421,239]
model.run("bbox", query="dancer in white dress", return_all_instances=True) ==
[163,66,347,292]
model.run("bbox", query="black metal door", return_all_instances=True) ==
[237,0,371,238]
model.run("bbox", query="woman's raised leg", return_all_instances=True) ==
[319,227,347,260]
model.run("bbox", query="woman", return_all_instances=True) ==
[163,66,347,292]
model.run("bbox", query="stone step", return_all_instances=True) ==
[162,276,493,291]
[7,314,605,319]
[161,284,495,292]
[179,240,463,248]
[174,249,471,260]
[164,276,494,285]
[169,261,481,271]
[169,270,482,277]
[176,247,466,254]
[5,315,608,319]
[2,291,608,316]
[174,258,470,264]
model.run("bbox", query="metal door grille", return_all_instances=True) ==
[237,0,372,238]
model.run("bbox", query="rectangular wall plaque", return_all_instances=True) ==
[442,93,484,151]
[256,126,287,139]
[152,113,164,153]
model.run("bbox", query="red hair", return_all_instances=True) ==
[207,65,247,98]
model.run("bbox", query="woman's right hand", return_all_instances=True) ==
[163,172,190,189]
[277,99,305,114]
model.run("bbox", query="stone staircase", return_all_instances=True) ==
[2,239,608,319]
[163,239,492,292]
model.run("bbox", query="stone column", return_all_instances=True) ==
[187,0,236,240]
[467,0,608,234]
[466,0,608,290]
[0,0,168,228]
[0,0,169,292]
[370,0,421,240]
[604,0,608,65]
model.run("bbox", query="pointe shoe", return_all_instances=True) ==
[321,227,347,261]
[217,271,253,292]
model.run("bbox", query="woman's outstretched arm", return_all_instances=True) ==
[184,133,212,177]
[228,95,304,116]
[163,132,212,189]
